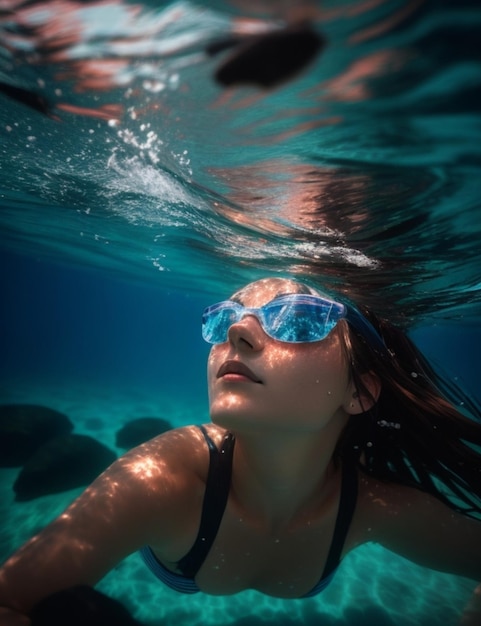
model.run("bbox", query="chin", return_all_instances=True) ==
[209,410,271,434]
[210,410,247,428]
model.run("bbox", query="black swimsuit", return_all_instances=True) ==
[140,425,358,596]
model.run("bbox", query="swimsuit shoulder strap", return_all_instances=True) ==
[176,425,235,577]
[321,456,358,579]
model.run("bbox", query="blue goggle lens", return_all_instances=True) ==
[202,294,347,344]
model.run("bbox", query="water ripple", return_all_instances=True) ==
[1,0,480,324]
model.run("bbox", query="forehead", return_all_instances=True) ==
[231,278,316,307]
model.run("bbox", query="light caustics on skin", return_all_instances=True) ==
[207,278,354,437]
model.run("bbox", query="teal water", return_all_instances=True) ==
[1,0,481,624]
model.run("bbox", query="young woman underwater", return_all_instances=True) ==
[1,277,481,625]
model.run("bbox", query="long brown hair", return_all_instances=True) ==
[336,308,481,518]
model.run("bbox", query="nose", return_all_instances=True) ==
[227,314,266,350]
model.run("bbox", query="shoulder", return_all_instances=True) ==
[103,424,230,553]
[100,423,229,506]
[113,423,228,480]
[351,471,447,541]
[50,423,230,552]
[347,470,481,579]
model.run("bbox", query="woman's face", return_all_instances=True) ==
[207,278,355,434]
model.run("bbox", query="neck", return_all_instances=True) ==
[229,413,348,532]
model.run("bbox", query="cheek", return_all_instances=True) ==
[281,341,350,403]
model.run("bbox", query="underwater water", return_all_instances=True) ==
[1,0,481,624]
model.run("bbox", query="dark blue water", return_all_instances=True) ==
[1,249,208,403]
[1,0,481,624]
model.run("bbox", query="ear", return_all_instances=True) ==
[343,371,381,415]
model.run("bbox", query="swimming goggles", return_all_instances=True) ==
[202,293,387,352]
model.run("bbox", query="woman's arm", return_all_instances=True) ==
[0,427,205,619]
[356,475,481,624]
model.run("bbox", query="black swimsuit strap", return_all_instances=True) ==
[321,457,359,579]
[176,428,356,580]
[176,425,235,577]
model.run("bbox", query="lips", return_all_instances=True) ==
[217,360,262,383]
